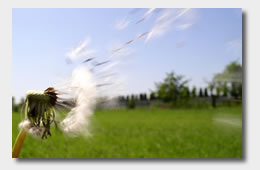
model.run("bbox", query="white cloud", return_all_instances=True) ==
[144,8,155,18]
[66,38,96,62]
[114,18,130,30]
[145,8,195,42]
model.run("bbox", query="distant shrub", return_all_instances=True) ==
[127,98,136,109]
[12,96,24,113]
[191,87,197,98]
[199,88,203,97]
[204,88,208,97]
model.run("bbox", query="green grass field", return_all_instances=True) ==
[12,106,242,158]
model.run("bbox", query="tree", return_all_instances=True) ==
[181,87,190,98]
[214,61,242,83]
[126,95,130,102]
[12,96,15,104]
[12,96,23,113]
[216,87,221,97]
[231,83,239,98]
[150,92,156,100]
[155,71,189,104]
[213,61,242,99]
[139,94,143,101]
[127,98,136,109]
[185,87,190,98]
[191,86,197,97]
[199,88,203,97]
[204,88,208,97]
[208,82,215,96]
[127,94,136,109]
[131,94,135,100]
[135,95,139,101]
[143,93,147,101]
[222,82,228,97]
[12,96,18,112]
[20,98,25,105]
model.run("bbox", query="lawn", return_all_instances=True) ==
[12,106,243,158]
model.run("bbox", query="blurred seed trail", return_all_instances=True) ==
[96,83,113,87]
[111,31,149,54]
[82,57,94,63]
[110,8,194,55]
[136,8,155,24]
[94,60,110,66]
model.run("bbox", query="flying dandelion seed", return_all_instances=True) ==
[59,66,97,137]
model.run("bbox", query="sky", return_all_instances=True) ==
[12,8,242,102]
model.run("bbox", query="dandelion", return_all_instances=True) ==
[12,87,60,158]
[12,66,97,158]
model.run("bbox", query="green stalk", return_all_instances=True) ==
[12,128,27,158]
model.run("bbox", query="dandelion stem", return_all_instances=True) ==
[12,128,27,158]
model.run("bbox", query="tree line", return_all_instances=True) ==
[118,61,242,109]
[12,97,25,112]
